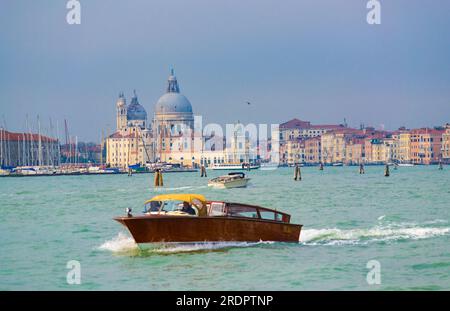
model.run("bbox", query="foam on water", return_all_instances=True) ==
[151,241,271,254]
[300,222,450,246]
[98,233,274,254]
[98,232,138,253]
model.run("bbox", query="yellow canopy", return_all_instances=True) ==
[145,194,207,216]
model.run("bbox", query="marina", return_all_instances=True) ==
[0,164,197,177]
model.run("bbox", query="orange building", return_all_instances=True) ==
[304,137,321,164]
[346,138,365,165]
[442,124,450,163]
[410,128,444,164]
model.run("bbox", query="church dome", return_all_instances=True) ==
[156,93,192,114]
[155,70,193,115]
[127,91,147,120]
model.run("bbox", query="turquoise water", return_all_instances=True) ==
[0,166,449,290]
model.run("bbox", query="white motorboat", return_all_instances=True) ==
[208,172,250,189]
[397,163,414,167]
[0,168,10,176]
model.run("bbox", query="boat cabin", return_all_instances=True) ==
[207,201,291,223]
[142,194,291,223]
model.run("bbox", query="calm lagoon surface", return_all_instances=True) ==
[0,166,449,290]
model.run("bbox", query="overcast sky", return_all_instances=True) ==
[1,0,449,141]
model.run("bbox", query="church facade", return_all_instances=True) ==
[106,91,153,168]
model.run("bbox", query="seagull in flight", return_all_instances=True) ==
[246,101,251,105]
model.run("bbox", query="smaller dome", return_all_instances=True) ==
[127,91,147,120]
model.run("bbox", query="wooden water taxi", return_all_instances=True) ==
[114,194,301,248]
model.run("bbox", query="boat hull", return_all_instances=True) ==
[115,216,301,245]
[208,178,249,189]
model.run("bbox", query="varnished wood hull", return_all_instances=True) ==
[114,216,302,245]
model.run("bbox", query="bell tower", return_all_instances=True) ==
[116,92,127,130]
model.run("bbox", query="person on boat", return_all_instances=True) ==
[181,201,196,215]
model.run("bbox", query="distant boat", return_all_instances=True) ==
[0,168,10,176]
[208,172,250,189]
[397,163,414,167]
[209,163,260,170]
[13,166,55,175]
[332,162,344,167]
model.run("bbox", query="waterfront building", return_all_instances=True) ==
[321,129,361,164]
[0,129,60,167]
[397,131,412,163]
[282,139,305,165]
[304,136,321,164]
[345,138,365,165]
[364,138,389,164]
[279,118,344,165]
[410,128,444,164]
[280,118,344,141]
[383,137,396,163]
[106,92,153,169]
[390,131,402,163]
[442,124,450,163]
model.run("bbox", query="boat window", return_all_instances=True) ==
[227,204,259,218]
[259,211,277,221]
[160,200,198,216]
[144,201,162,213]
[209,202,225,216]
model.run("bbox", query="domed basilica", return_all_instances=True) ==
[106,70,199,168]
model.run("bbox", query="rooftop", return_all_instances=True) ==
[0,130,57,143]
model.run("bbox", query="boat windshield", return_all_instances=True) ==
[145,200,198,216]
[144,201,162,212]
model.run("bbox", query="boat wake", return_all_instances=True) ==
[300,221,449,246]
[150,241,272,254]
[97,232,273,255]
